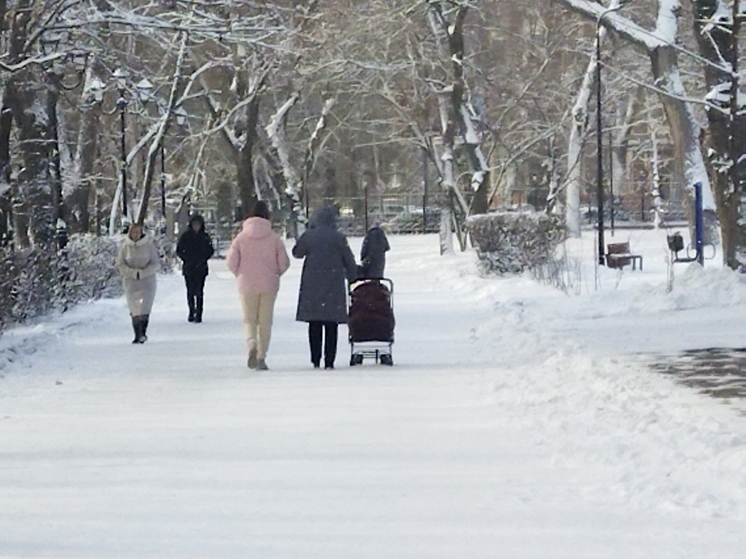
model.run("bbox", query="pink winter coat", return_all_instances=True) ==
[226,217,290,294]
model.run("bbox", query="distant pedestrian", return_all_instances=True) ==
[227,201,290,370]
[116,223,160,344]
[176,214,214,323]
[359,223,390,279]
[293,204,358,369]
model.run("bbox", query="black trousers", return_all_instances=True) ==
[308,321,338,367]
[184,273,207,319]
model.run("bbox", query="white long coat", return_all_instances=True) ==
[116,235,159,316]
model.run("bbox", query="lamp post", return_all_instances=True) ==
[109,71,161,225]
[595,3,627,265]
[113,68,129,221]
[422,148,428,233]
[609,131,615,236]
[90,71,176,233]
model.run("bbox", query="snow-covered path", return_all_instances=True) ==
[1,235,745,558]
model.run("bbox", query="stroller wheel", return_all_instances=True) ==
[380,354,393,366]
[350,354,364,366]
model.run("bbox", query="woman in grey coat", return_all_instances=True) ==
[116,224,160,344]
[292,205,358,369]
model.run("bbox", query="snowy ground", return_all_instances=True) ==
[1,230,745,558]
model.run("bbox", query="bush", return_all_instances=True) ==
[0,235,123,333]
[466,211,565,275]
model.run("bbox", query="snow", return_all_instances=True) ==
[1,231,745,557]
[655,0,680,41]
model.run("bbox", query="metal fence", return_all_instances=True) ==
[314,194,440,236]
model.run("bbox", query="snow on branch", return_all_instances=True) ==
[266,92,302,196]
[0,53,67,73]
[556,0,664,50]
[135,29,190,224]
[69,2,286,47]
[300,98,337,197]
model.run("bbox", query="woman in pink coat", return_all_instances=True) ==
[226,201,290,370]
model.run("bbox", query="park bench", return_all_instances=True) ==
[605,242,643,270]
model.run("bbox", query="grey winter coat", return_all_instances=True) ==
[360,226,390,279]
[293,206,358,323]
[117,234,159,316]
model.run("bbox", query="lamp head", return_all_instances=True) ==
[87,77,105,104]
[136,78,154,103]
[175,106,188,126]
[40,33,61,56]
[113,68,128,90]
[71,51,88,73]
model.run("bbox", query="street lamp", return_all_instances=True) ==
[116,94,128,220]
[112,70,156,223]
[608,131,615,236]
[422,148,429,233]
[595,2,628,265]
[112,68,130,221]
[87,77,105,104]
[113,68,128,89]
[136,78,154,103]
[70,50,88,73]
[174,105,188,126]
[39,33,64,76]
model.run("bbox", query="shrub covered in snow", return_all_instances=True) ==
[466,211,565,275]
[0,235,123,333]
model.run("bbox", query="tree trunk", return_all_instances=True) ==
[611,88,638,199]
[47,76,63,242]
[6,71,55,247]
[690,0,744,268]
[648,44,719,242]
[553,0,719,243]
[0,88,12,245]
[235,94,261,218]
[427,3,473,252]
[65,97,101,234]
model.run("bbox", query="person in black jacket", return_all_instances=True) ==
[359,224,390,279]
[176,214,214,323]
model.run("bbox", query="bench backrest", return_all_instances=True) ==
[607,242,630,255]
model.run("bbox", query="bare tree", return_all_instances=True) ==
[552,0,720,240]
[690,0,744,268]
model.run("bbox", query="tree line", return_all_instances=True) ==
[0,0,742,265]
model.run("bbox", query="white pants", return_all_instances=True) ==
[239,292,278,359]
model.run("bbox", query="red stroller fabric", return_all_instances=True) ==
[348,281,395,342]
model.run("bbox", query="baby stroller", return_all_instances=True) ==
[348,278,395,366]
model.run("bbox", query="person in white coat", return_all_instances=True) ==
[116,223,159,344]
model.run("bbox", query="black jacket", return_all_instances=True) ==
[176,215,214,277]
[360,226,390,279]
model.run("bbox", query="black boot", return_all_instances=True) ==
[140,315,149,342]
[131,316,143,344]
[195,297,203,323]
[187,293,196,321]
